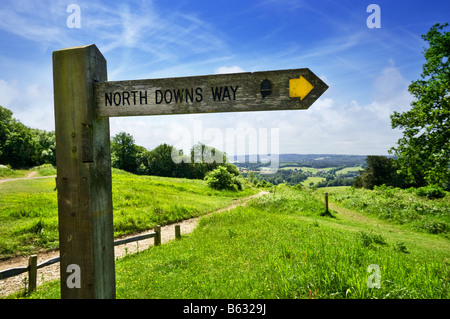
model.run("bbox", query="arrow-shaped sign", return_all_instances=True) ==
[95,68,328,117]
[289,76,314,100]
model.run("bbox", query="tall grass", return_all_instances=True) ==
[0,178,59,257]
[0,167,27,178]
[321,186,449,237]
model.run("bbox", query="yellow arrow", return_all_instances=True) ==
[289,76,314,100]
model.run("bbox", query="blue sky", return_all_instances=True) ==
[0,0,448,157]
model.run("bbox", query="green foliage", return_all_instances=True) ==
[110,135,238,182]
[247,171,258,185]
[30,129,56,166]
[147,143,178,177]
[0,105,56,169]
[0,165,27,178]
[390,23,450,186]
[223,162,240,176]
[415,185,446,199]
[353,156,404,189]
[188,143,227,179]
[249,169,308,186]
[393,242,409,254]
[111,132,141,173]
[328,186,450,236]
[0,106,37,168]
[359,231,387,248]
[256,179,273,188]
[205,166,242,191]
[32,164,57,176]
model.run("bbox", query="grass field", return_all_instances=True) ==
[0,168,258,259]
[335,166,363,175]
[20,184,449,299]
[280,166,336,173]
[301,177,326,187]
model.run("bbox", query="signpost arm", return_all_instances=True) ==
[53,44,115,299]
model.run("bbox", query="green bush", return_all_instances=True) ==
[394,241,409,253]
[257,180,273,188]
[205,166,242,191]
[421,220,448,234]
[359,231,387,248]
[33,164,57,176]
[415,185,446,199]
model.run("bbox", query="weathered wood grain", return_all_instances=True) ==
[53,44,115,299]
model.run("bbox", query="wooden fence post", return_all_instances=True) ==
[175,225,181,240]
[154,226,161,246]
[28,255,37,293]
[325,192,329,214]
[53,44,115,299]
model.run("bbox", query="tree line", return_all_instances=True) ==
[0,106,238,183]
[110,131,239,180]
[0,106,55,168]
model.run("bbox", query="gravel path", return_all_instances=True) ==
[0,173,56,184]
[0,190,267,298]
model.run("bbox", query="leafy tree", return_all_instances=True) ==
[353,156,403,189]
[0,106,14,160]
[189,143,226,179]
[390,23,450,186]
[0,106,37,168]
[247,171,258,185]
[31,129,56,166]
[135,145,150,175]
[147,143,178,177]
[111,132,139,173]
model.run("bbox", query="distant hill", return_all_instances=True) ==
[232,153,397,188]
[278,154,368,168]
[231,154,395,169]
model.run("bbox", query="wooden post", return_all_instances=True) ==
[154,226,161,246]
[175,225,181,240]
[53,44,115,299]
[28,255,37,293]
[324,193,329,214]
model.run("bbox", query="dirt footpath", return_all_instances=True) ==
[0,190,268,298]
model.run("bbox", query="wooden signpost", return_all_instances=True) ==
[52,44,328,299]
[95,68,328,117]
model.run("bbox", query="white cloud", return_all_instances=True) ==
[0,78,54,130]
[270,62,413,155]
[0,80,21,107]
[214,66,245,74]
[0,2,68,50]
